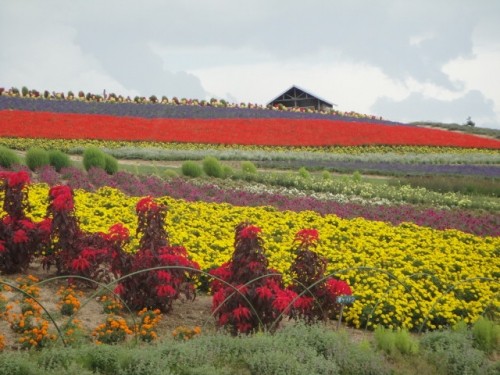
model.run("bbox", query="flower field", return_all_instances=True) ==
[13,183,498,331]
[1,109,500,148]
[0,89,499,350]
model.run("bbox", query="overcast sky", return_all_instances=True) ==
[1,0,499,128]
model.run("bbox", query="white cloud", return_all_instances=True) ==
[191,61,407,115]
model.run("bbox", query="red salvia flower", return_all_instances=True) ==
[239,225,261,239]
[19,219,36,230]
[13,229,28,243]
[294,296,314,310]
[294,228,319,246]
[0,240,5,253]
[325,278,352,297]
[272,289,297,313]
[156,270,172,282]
[237,322,253,333]
[2,215,13,226]
[114,283,125,296]
[7,171,30,188]
[232,305,251,321]
[156,284,176,297]
[71,257,91,272]
[256,286,273,300]
[136,196,160,213]
[37,218,52,234]
[49,185,72,198]
[106,223,130,242]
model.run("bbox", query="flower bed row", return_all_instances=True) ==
[1,110,500,148]
[256,160,500,177]
[2,137,498,156]
[32,166,500,236]
[0,89,395,124]
[15,182,499,331]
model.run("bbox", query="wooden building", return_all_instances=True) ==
[267,85,335,111]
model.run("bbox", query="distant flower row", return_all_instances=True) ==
[1,110,499,148]
[29,166,500,236]
[0,86,395,124]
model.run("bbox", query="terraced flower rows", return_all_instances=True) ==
[18,183,499,331]
[0,92,499,336]
[2,109,500,148]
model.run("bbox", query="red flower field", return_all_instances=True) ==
[1,109,500,148]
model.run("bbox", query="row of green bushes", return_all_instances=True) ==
[0,146,118,174]
[0,320,498,375]
[180,157,257,178]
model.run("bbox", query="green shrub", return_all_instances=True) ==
[0,146,20,168]
[472,317,499,354]
[352,170,362,182]
[374,327,419,357]
[321,170,332,180]
[48,149,71,172]
[420,329,489,375]
[25,147,50,171]
[82,345,126,375]
[202,156,223,178]
[222,165,233,178]
[374,326,396,356]
[0,354,35,375]
[104,153,119,175]
[181,161,203,178]
[82,147,106,171]
[394,329,419,355]
[241,161,257,174]
[162,169,179,179]
[298,167,311,179]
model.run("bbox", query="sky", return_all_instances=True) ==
[1,0,500,128]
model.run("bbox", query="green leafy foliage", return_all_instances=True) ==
[202,156,223,178]
[48,149,71,172]
[104,153,118,175]
[25,147,50,171]
[241,160,257,174]
[82,147,106,171]
[181,161,203,177]
[0,146,20,168]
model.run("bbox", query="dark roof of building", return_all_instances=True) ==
[267,85,336,107]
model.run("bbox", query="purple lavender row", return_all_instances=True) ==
[37,166,499,237]
[0,96,408,126]
[256,160,500,177]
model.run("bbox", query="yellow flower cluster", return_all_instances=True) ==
[98,295,124,314]
[0,136,496,155]
[92,315,133,345]
[57,286,82,316]
[172,325,201,341]
[4,276,56,349]
[136,308,162,342]
[20,185,500,330]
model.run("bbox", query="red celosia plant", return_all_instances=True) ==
[111,197,199,312]
[287,228,353,323]
[0,171,50,274]
[43,184,111,283]
[210,222,287,335]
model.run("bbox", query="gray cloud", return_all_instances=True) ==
[64,0,488,89]
[0,0,498,128]
[371,90,497,127]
